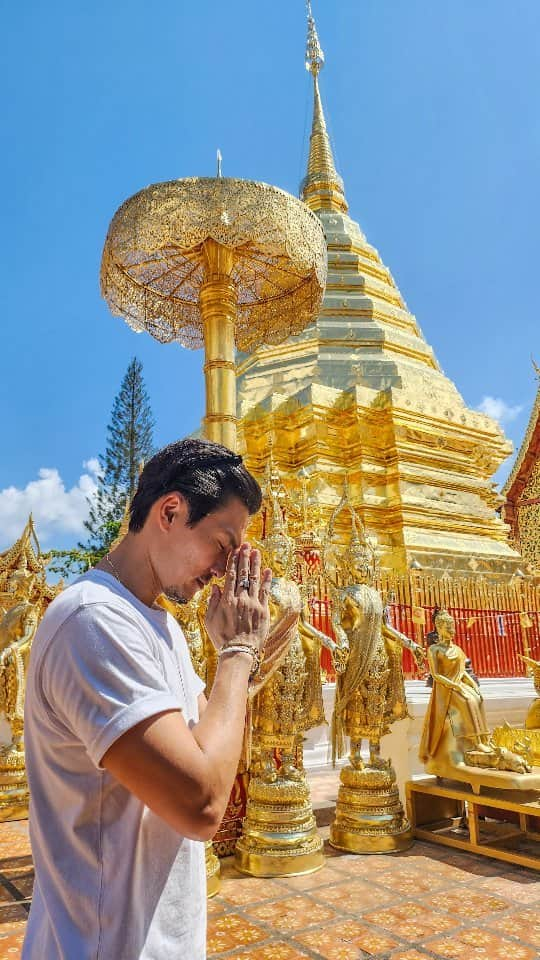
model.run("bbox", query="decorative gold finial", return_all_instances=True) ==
[305,1,324,76]
[532,356,540,380]
[301,1,348,213]
[216,149,222,178]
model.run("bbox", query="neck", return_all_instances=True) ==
[97,534,163,608]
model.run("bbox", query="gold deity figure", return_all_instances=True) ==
[251,489,345,784]
[0,517,59,819]
[420,609,530,776]
[328,496,425,771]
[0,565,39,760]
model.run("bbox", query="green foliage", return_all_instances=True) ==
[50,358,155,577]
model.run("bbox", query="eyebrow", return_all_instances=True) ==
[223,528,241,550]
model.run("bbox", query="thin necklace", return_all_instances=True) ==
[105,552,123,585]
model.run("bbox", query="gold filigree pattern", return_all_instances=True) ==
[100,177,327,351]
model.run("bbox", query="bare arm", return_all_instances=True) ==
[102,653,252,841]
[102,545,270,841]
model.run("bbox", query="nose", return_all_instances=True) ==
[211,556,228,579]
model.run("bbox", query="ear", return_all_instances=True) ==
[155,492,189,532]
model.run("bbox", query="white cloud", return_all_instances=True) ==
[0,461,99,550]
[477,396,524,425]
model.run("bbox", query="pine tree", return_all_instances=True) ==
[51,358,155,575]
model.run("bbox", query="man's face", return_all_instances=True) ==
[155,495,250,603]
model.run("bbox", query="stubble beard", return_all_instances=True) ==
[163,586,188,605]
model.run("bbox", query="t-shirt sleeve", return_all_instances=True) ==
[40,603,183,768]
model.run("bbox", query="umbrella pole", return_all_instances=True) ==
[201,239,237,452]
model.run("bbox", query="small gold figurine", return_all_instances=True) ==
[420,610,538,789]
[326,487,423,853]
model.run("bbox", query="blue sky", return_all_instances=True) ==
[1,0,539,551]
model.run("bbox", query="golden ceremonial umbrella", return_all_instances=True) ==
[100,177,327,450]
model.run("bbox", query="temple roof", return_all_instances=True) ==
[502,377,540,502]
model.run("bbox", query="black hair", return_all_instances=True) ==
[129,438,262,532]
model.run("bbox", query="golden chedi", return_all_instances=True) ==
[237,4,520,579]
[0,517,60,820]
[420,610,540,791]
[326,489,425,854]
[235,476,345,877]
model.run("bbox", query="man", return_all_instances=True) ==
[23,438,271,960]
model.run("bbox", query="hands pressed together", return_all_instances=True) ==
[205,544,272,668]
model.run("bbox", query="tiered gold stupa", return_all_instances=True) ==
[238,5,520,577]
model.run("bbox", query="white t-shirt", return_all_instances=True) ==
[22,569,206,960]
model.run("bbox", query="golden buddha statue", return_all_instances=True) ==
[326,487,423,853]
[420,609,533,783]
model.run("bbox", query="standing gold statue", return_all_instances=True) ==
[326,488,424,853]
[0,518,60,819]
[235,477,344,877]
[420,610,536,789]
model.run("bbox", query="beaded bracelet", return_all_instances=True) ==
[219,643,261,681]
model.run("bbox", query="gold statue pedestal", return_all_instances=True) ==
[205,841,221,898]
[329,764,413,854]
[0,744,29,822]
[425,756,540,794]
[234,776,324,877]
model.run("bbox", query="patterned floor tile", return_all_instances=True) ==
[477,872,540,904]
[312,877,393,912]
[362,901,460,941]
[0,923,26,960]
[278,864,345,891]
[219,875,286,905]
[428,927,538,960]
[491,908,540,948]
[423,889,511,920]
[207,912,269,954]
[207,896,228,917]
[294,919,398,959]
[245,894,339,933]
[388,952,436,960]
[365,868,446,896]
[219,944,313,959]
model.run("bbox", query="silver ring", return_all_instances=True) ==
[239,577,250,591]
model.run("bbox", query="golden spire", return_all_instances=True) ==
[301,1,348,214]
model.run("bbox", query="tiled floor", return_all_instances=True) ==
[1,768,540,959]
